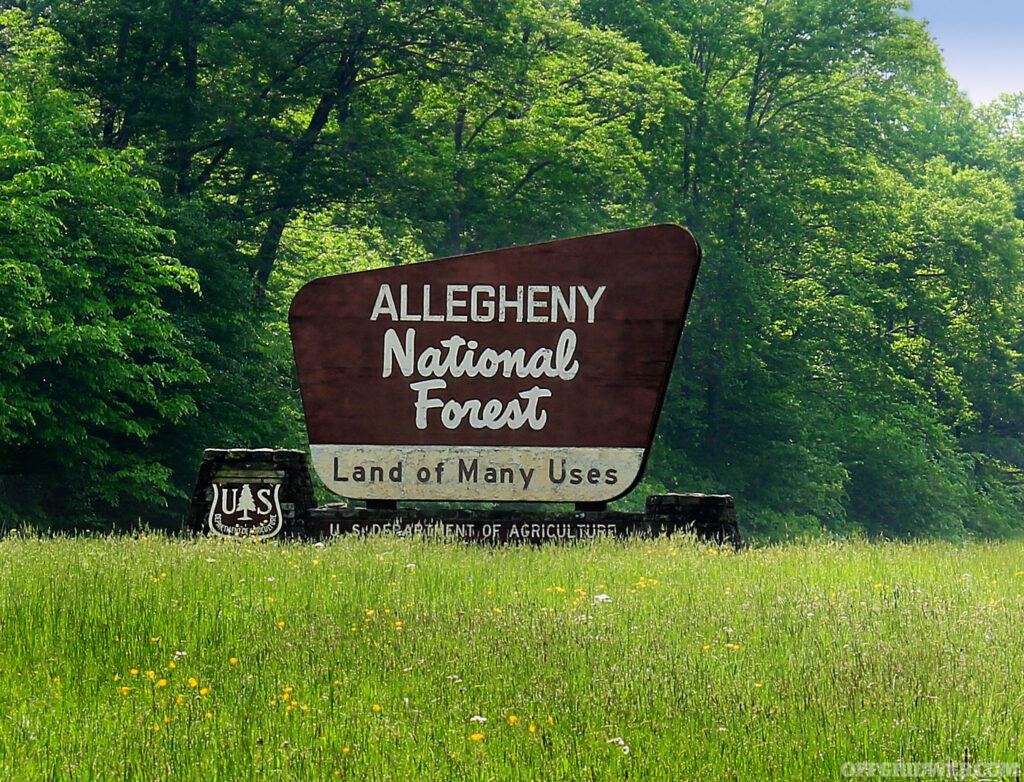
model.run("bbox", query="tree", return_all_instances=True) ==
[35,0,510,287]
[592,0,1024,537]
[0,12,205,525]
[237,484,256,521]
[387,1,669,257]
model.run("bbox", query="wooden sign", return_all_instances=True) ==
[289,224,701,503]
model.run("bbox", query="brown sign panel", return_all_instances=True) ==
[289,224,701,502]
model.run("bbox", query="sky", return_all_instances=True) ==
[906,0,1024,104]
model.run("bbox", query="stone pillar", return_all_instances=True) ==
[644,493,740,546]
[185,449,316,539]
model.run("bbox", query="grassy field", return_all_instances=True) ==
[0,532,1022,780]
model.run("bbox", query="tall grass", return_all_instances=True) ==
[0,532,1021,779]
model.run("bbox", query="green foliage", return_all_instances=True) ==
[591,0,1024,538]
[0,14,204,524]
[385,1,667,256]
[4,1,1024,537]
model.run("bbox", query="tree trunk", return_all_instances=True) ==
[252,52,360,295]
[448,107,467,256]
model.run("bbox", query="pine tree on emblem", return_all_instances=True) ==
[237,484,257,522]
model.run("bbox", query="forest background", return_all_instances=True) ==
[3,0,1024,539]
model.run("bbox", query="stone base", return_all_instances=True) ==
[185,448,317,537]
[645,493,740,547]
[305,493,740,546]
[185,449,740,544]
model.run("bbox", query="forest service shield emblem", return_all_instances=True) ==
[207,481,284,538]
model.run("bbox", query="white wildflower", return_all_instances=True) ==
[607,737,631,754]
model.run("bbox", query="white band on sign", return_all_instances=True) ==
[311,445,645,502]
